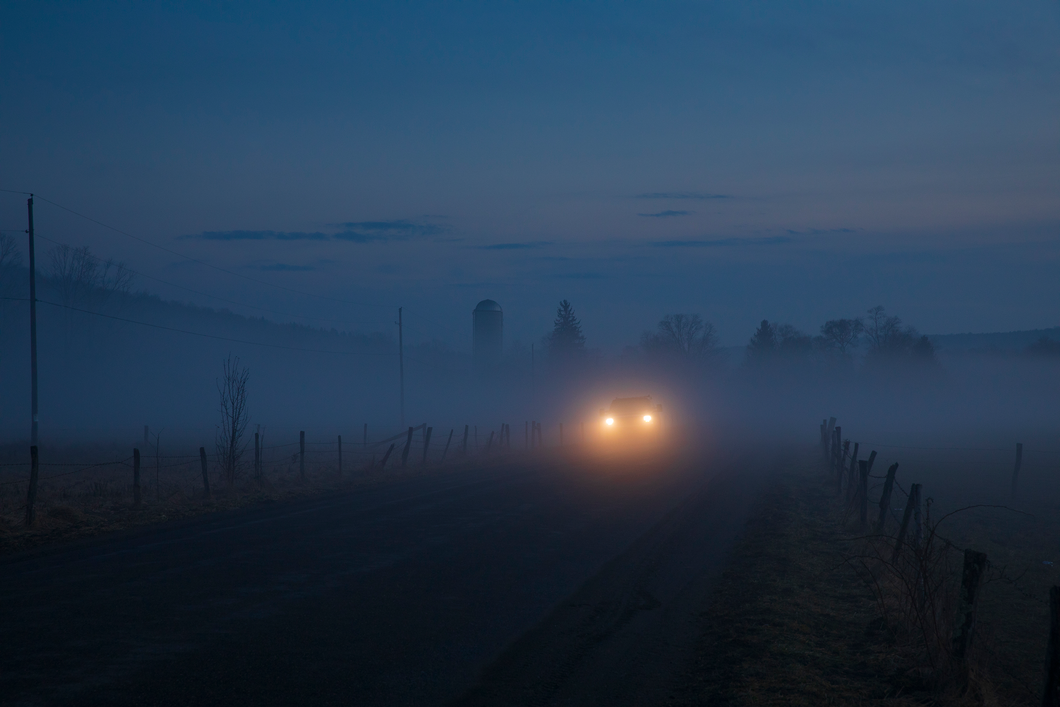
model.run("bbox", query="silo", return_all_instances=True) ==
[473,299,503,366]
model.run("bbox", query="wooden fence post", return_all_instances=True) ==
[820,419,828,460]
[1012,442,1023,498]
[844,442,859,499]
[338,435,343,477]
[893,482,920,563]
[826,417,836,456]
[24,445,39,527]
[441,429,453,463]
[841,439,850,485]
[401,427,414,467]
[133,448,142,507]
[299,431,306,479]
[380,443,395,469]
[199,446,210,499]
[952,549,988,685]
[463,424,469,454]
[422,427,433,464]
[833,426,842,476]
[859,460,869,528]
[1043,586,1060,707]
[876,463,899,533]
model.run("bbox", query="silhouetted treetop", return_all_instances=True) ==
[546,299,585,358]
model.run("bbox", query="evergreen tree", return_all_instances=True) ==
[745,319,777,364]
[546,300,585,358]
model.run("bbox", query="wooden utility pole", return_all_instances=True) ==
[27,196,38,447]
[398,307,405,429]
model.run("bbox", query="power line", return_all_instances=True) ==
[32,231,389,329]
[29,193,390,310]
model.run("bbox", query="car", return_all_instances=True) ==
[598,396,663,443]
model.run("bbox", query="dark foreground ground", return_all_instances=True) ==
[1,446,764,706]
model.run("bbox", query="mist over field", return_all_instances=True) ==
[1,248,1056,454]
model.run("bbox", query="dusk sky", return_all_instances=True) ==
[2,1,1058,350]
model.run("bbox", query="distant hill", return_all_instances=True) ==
[929,327,1060,353]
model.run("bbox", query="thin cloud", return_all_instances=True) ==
[476,241,553,250]
[638,210,692,218]
[784,227,857,236]
[183,230,330,241]
[635,192,730,200]
[651,236,791,248]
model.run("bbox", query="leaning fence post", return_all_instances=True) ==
[337,435,343,477]
[380,443,395,469]
[1012,442,1023,498]
[441,429,453,463]
[893,482,920,563]
[299,431,306,479]
[199,446,210,499]
[133,448,142,507]
[952,549,988,686]
[876,463,899,533]
[858,460,869,528]
[401,427,414,467]
[1043,586,1060,707]
[422,427,433,464]
[844,442,859,500]
[820,420,828,460]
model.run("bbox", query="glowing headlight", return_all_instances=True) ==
[605,418,614,426]
[643,414,652,422]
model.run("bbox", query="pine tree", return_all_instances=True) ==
[547,300,585,358]
[746,319,777,364]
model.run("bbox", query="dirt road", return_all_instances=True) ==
[1,450,761,706]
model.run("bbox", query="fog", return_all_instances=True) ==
[1,257,1056,462]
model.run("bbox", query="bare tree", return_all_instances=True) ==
[819,318,864,355]
[216,355,250,489]
[642,313,717,359]
[48,244,134,307]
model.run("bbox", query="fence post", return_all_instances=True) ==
[1011,442,1023,498]
[422,427,433,464]
[820,419,827,460]
[24,445,39,527]
[1043,587,1060,707]
[826,417,836,456]
[380,443,395,469]
[463,424,469,454]
[199,446,210,499]
[835,426,843,474]
[858,460,869,528]
[952,549,988,685]
[401,427,414,467]
[338,435,343,477]
[892,482,920,563]
[844,442,859,499]
[876,463,899,533]
[486,430,495,452]
[133,448,142,507]
[441,429,453,463]
[299,431,306,479]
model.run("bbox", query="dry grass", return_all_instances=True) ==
[676,449,1056,706]
[0,446,491,557]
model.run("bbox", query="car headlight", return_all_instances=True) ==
[643,414,652,422]
[605,418,614,426]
